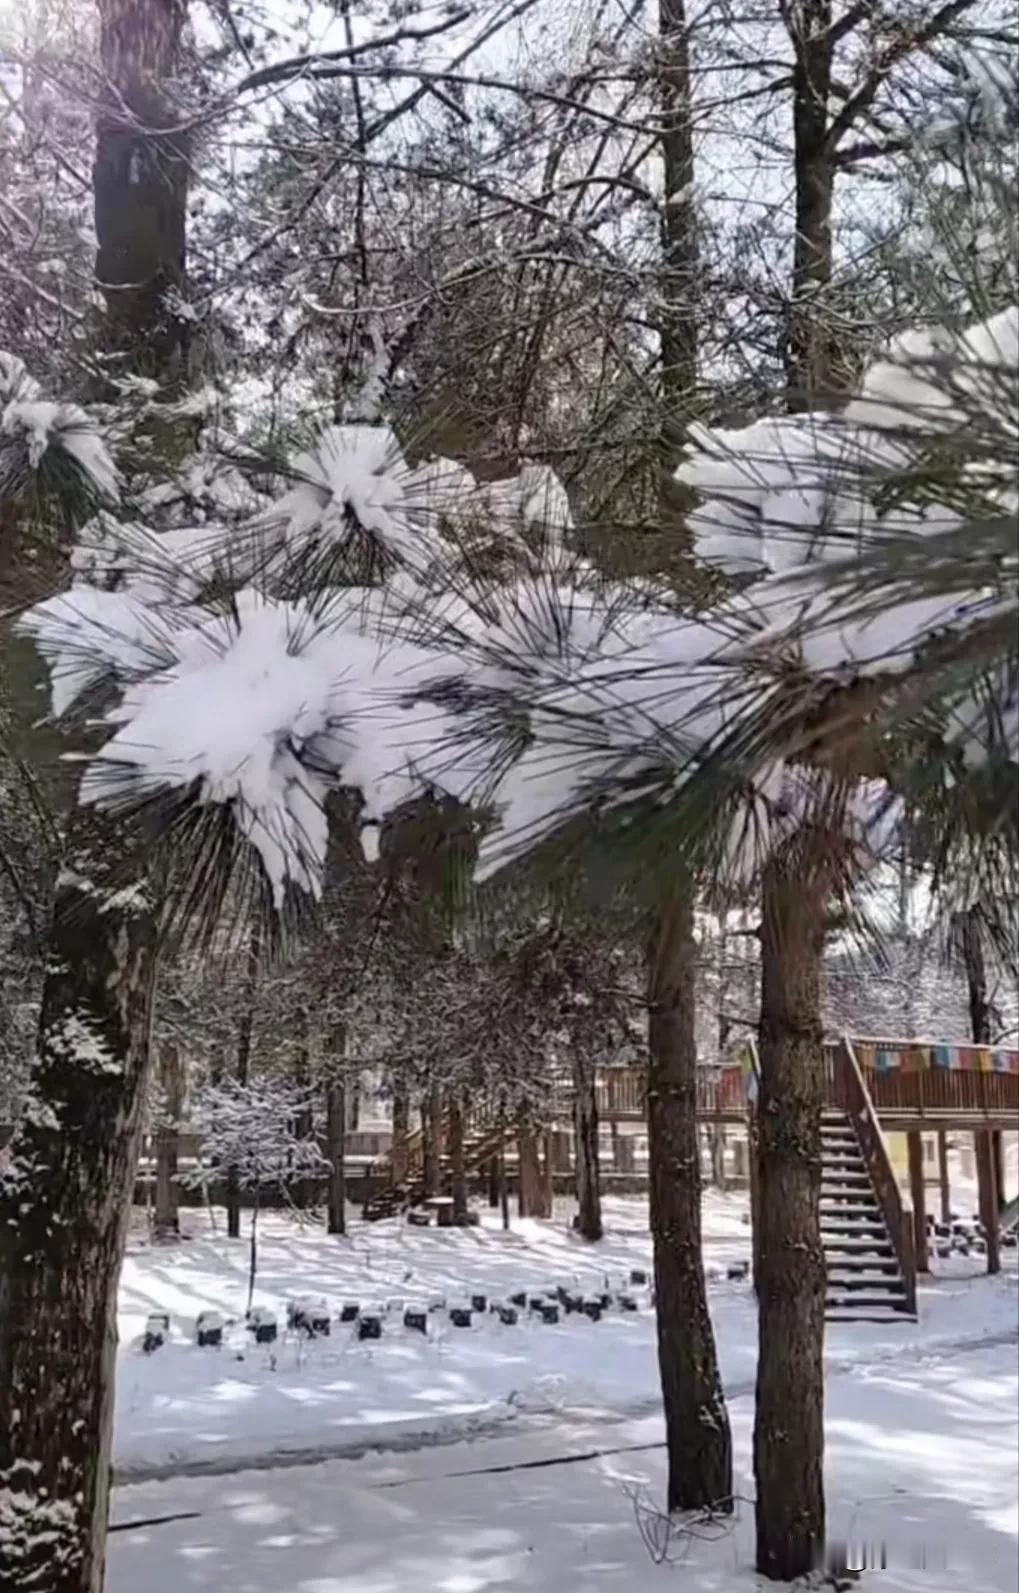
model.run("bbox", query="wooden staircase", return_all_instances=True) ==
[821,1111,916,1322]
[362,1098,513,1221]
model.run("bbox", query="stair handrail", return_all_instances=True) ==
[839,1034,917,1315]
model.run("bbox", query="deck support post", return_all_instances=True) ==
[992,1130,1006,1212]
[907,1132,929,1272]
[937,1130,951,1225]
[975,1131,1001,1275]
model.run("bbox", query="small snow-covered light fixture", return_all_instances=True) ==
[195,1310,224,1348]
[248,1306,278,1345]
[143,1311,170,1353]
[403,1303,428,1334]
[288,1296,330,1338]
[357,1309,383,1341]
[339,1300,360,1323]
[448,1300,473,1328]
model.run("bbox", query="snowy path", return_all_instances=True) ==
[115,1196,1019,1480]
[108,1338,1019,1593]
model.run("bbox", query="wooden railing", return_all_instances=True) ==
[823,1038,1018,1119]
[594,1067,645,1117]
[839,1037,917,1315]
[861,1063,1016,1120]
[592,1061,755,1119]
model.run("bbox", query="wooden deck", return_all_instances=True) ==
[595,1036,1019,1132]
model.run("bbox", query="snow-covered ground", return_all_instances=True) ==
[115,1193,1018,1480]
[108,1333,1018,1593]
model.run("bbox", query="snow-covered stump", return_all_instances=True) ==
[0,808,157,1593]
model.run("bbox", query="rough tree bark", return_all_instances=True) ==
[647,892,733,1513]
[291,1008,313,1210]
[153,1038,184,1240]
[447,1091,467,1223]
[421,1083,442,1198]
[754,846,830,1581]
[517,1110,550,1217]
[227,924,260,1239]
[325,1078,347,1236]
[960,908,1000,1273]
[391,1091,410,1186]
[0,4,188,1587]
[94,0,189,386]
[785,0,834,412]
[0,815,158,1592]
[572,1051,603,1241]
[325,1026,347,1236]
[646,0,732,1520]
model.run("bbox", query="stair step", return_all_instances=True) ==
[822,1224,888,1239]
[821,1203,882,1218]
[826,1310,918,1324]
[826,1256,900,1274]
[826,1292,911,1312]
[823,1239,895,1256]
[825,1274,905,1294]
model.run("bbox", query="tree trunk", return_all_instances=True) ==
[517,1111,549,1217]
[228,924,260,1240]
[0,811,158,1593]
[786,0,834,411]
[291,1010,313,1209]
[754,852,828,1581]
[657,0,698,469]
[94,0,189,389]
[960,907,991,1046]
[246,1196,260,1317]
[422,1082,442,1198]
[447,1091,467,1223]
[325,1029,347,1237]
[960,908,1000,1272]
[908,1131,929,1272]
[541,1131,555,1214]
[572,1052,603,1241]
[499,1134,510,1230]
[153,1039,184,1241]
[710,1123,727,1191]
[647,892,733,1514]
[976,1132,1001,1275]
[0,5,188,1578]
[391,1090,410,1185]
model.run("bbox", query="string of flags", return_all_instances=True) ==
[725,1039,1019,1084]
[854,1042,1019,1076]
